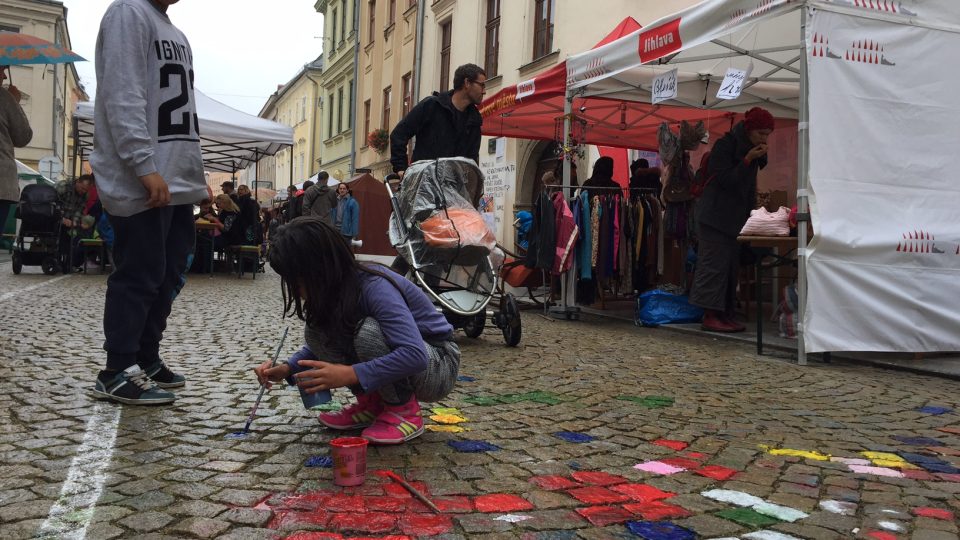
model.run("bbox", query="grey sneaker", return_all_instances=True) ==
[140,358,186,388]
[92,366,176,405]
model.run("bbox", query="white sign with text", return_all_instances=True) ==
[478,159,516,241]
[652,68,678,104]
[716,62,754,100]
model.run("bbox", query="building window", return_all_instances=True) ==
[381,86,392,131]
[0,24,19,33]
[439,20,452,91]
[368,0,376,44]
[332,7,338,47]
[341,1,348,40]
[401,72,413,116]
[337,87,345,133]
[533,0,555,60]
[484,0,500,77]
[363,100,371,142]
[301,96,307,122]
[328,92,335,136]
[388,0,396,26]
[348,81,354,128]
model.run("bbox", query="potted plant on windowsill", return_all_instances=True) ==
[367,128,389,154]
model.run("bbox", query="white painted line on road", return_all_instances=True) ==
[0,274,72,303]
[37,402,121,540]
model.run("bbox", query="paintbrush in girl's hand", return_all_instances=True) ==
[228,326,289,438]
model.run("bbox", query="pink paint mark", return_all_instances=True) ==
[570,471,629,486]
[567,486,632,505]
[610,483,675,503]
[866,532,898,540]
[329,511,398,534]
[634,461,685,475]
[529,475,581,491]
[695,465,739,481]
[624,500,692,520]
[268,510,330,530]
[574,505,635,527]
[848,465,904,478]
[936,473,960,482]
[902,469,936,481]
[659,457,702,469]
[277,491,333,510]
[433,496,474,513]
[397,514,454,536]
[473,494,534,513]
[913,507,954,520]
[653,439,689,451]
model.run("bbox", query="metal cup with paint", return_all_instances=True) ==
[330,437,368,486]
[297,379,332,410]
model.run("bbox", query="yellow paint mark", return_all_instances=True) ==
[861,452,919,469]
[425,425,466,433]
[431,407,462,416]
[759,445,831,461]
[429,414,468,425]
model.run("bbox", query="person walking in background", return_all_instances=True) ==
[689,107,774,333]
[90,0,206,405]
[221,180,239,204]
[332,182,359,243]
[302,171,337,226]
[288,180,312,222]
[0,64,33,231]
[236,184,262,245]
[389,63,486,177]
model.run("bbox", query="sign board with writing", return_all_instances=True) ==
[652,68,678,104]
[717,62,754,100]
[478,159,516,241]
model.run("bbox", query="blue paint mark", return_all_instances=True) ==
[899,452,960,474]
[457,375,477,382]
[893,436,946,447]
[447,440,501,453]
[224,431,250,439]
[568,461,583,470]
[553,431,596,443]
[625,520,696,540]
[917,406,952,415]
[305,455,333,468]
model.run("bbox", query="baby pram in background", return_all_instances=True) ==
[387,157,521,346]
[11,184,64,275]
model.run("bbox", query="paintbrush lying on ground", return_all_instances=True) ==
[377,470,441,513]
[227,326,289,438]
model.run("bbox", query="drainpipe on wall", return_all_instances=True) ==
[307,70,321,175]
[412,0,426,103]
[348,0,361,176]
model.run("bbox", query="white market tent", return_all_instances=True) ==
[559,0,960,362]
[74,89,294,174]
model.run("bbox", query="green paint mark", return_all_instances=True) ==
[463,396,501,406]
[616,395,675,408]
[309,401,343,411]
[715,508,783,528]
[463,391,567,406]
[495,393,530,404]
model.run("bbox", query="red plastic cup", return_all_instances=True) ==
[330,437,368,486]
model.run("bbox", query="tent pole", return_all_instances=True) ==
[796,5,810,366]
[558,90,573,318]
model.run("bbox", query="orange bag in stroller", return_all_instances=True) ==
[417,207,497,265]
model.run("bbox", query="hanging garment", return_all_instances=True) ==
[578,191,592,280]
[525,191,556,271]
[591,196,601,268]
[551,192,579,275]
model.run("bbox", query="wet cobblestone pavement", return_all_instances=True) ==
[1,268,959,539]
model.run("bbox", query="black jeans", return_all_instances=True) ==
[103,205,195,371]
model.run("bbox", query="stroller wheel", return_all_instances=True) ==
[41,257,60,276]
[500,293,522,347]
[462,312,486,338]
[11,252,22,274]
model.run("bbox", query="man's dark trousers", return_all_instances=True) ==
[103,204,195,371]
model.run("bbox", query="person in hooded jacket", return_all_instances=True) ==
[689,107,775,333]
[302,171,338,226]
[389,64,486,177]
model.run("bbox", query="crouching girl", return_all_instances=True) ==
[254,217,460,444]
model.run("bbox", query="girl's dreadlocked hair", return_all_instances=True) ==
[267,216,399,351]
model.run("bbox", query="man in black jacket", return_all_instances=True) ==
[390,64,486,176]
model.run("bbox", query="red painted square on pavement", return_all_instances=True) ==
[936,473,960,482]
[685,452,709,459]
[866,532,898,540]
[659,457,702,469]
[324,494,366,512]
[624,500,692,520]
[567,486,632,505]
[268,510,330,530]
[575,505,635,527]
[364,496,409,513]
[284,532,344,540]
[570,471,629,486]
[397,513,454,536]
[329,511,398,534]
[610,483,675,502]
[694,465,739,481]
[912,507,954,520]
[529,475,581,491]
[433,496,474,513]
[653,439,689,451]
[473,493,534,513]
[903,469,936,481]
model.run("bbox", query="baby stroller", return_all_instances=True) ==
[11,184,64,275]
[387,157,522,346]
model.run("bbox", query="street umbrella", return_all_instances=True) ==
[0,31,85,66]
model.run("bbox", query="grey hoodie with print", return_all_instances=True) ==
[90,0,205,217]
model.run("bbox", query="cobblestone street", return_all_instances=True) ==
[1,267,959,540]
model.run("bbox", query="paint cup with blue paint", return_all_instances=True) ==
[297,379,332,410]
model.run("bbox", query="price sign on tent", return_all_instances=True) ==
[651,68,678,104]
[717,62,754,100]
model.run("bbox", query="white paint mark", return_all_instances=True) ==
[878,520,905,532]
[493,514,532,523]
[744,530,803,540]
[701,488,765,507]
[819,499,857,516]
[37,402,121,539]
[752,501,809,522]
[0,274,71,303]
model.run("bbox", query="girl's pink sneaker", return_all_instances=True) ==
[361,396,424,445]
[318,392,383,430]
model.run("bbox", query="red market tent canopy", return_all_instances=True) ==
[479,16,739,151]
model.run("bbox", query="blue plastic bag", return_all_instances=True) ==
[635,289,704,327]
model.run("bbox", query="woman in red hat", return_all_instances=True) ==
[690,107,775,333]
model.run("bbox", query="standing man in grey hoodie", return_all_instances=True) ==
[90,0,206,405]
